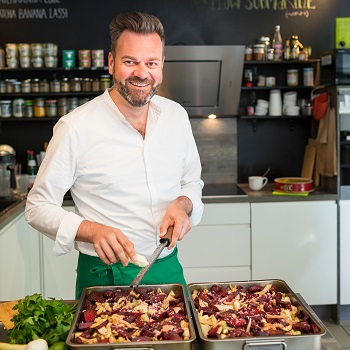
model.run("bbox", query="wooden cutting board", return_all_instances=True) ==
[0,300,19,330]
[301,139,316,179]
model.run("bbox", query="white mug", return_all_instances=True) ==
[248,176,268,191]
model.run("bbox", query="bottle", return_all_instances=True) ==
[272,25,283,61]
[290,35,303,60]
[283,39,291,61]
[26,150,38,190]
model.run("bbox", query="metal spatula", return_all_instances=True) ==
[130,226,173,288]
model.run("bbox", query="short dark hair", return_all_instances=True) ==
[109,12,165,57]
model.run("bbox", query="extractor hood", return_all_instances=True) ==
[157,45,245,117]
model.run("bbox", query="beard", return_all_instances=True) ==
[113,76,161,107]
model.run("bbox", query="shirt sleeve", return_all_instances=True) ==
[179,118,204,226]
[24,118,84,255]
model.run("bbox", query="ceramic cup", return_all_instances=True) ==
[248,176,268,191]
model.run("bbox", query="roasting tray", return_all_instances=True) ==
[66,284,196,350]
[188,279,326,350]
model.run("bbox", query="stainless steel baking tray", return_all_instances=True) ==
[66,284,196,350]
[188,279,326,350]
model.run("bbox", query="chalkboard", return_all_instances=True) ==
[0,0,349,58]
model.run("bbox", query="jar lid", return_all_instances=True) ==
[24,100,34,105]
[45,99,58,103]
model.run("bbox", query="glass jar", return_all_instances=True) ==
[244,46,253,61]
[21,79,31,93]
[50,79,61,93]
[70,77,82,92]
[82,78,92,92]
[24,100,34,118]
[99,75,111,91]
[12,81,21,93]
[34,97,45,117]
[253,44,265,61]
[0,100,12,118]
[287,69,299,86]
[92,78,100,92]
[60,77,70,92]
[13,98,25,118]
[0,80,5,93]
[31,78,40,93]
[45,99,58,117]
[68,97,79,112]
[5,79,15,93]
[58,97,68,116]
[39,79,50,93]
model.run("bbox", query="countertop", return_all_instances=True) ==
[0,183,339,231]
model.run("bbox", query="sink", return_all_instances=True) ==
[0,199,21,214]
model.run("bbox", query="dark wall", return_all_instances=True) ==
[0,1,349,57]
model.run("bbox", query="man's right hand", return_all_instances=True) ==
[75,220,137,265]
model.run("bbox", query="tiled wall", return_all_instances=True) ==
[190,118,237,185]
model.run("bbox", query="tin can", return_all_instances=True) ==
[287,69,299,86]
[24,100,34,118]
[78,49,91,68]
[34,97,45,117]
[62,49,75,68]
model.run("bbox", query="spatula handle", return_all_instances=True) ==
[160,226,174,247]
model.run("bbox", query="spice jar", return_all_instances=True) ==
[287,69,299,86]
[31,78,40,93]
[50,79,61,93]
[99,75,111,91]
[70,77,82,92]
[34,97,45,117]
[82,78,92,92]
[68,97,79,112]
[21,79,31,93]
[58,97,68,116]
[60,77,70,92]
[244,46,253,61]
[24,100,34,118]
[12,81,21,93]
[45,99,58,117]
[13,98,24,118]
[253,44,265,61]
[92,78,100,92]
[0,100,12,118]
[0,80,5,93]
[39,79,50,93]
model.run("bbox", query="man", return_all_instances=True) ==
[25,12,204,298]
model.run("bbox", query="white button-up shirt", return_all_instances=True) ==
[25,90,204,259]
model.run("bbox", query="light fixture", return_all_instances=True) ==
[208,114,217,119]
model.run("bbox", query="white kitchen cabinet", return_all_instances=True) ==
[177,203,251,283]
[0,211,41,300]
[251,201,337,306]
[41,206,79,300]
[339,200,350,305]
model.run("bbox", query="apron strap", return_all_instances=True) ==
[90,263,123,285]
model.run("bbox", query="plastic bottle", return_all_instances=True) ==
[272,25,283,61]
[26,150,38,190]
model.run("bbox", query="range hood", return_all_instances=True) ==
[157,45,245,117]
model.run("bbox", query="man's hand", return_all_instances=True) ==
[76,220,137,265]
[160,196,193,249]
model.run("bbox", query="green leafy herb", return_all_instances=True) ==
[7,294,77,347]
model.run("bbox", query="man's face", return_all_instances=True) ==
[108,30,164,107]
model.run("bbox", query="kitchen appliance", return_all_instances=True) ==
[0,145,17,198]
[188,279,326,350]
[66,284,196,350]
[158,45,245,117]
[320,49,350,85]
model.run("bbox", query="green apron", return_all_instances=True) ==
[75,247,187,299]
